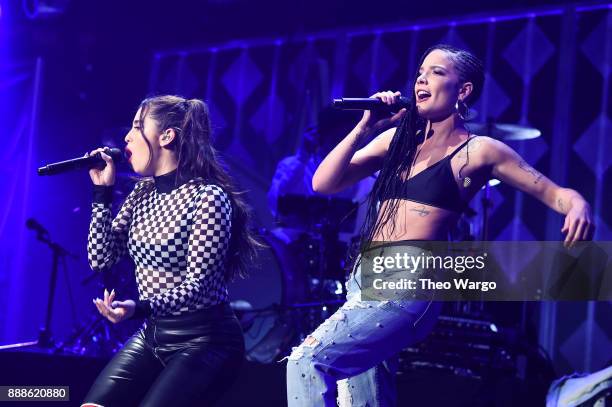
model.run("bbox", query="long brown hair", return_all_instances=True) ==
[137,95,261,281]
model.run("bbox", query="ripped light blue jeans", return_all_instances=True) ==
[286,246,442,406]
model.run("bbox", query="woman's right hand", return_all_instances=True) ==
[93,289,135,324]
[358,91,407,136]
[87,147,116,186]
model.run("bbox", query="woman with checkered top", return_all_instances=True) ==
[82,95,260,407]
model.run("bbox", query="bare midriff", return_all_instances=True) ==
[371,199,460,241]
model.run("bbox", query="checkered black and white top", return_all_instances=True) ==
[88,175,232,317]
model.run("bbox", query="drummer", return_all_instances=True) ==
[267,107,374,243]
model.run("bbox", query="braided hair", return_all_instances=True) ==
[356,45,485,257]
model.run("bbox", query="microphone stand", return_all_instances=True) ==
[0,226,77,351]
[35,229,75,347]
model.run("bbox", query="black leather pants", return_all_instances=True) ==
[83,303,244,407]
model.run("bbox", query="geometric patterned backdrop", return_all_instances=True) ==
[149,5,612,375]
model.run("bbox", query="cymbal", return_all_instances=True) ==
[467,122,541,141]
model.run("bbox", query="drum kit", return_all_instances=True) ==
[229,194,359,363]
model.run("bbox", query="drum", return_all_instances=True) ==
[228,230,309,363]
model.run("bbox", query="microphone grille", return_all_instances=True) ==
[105,147,123,162]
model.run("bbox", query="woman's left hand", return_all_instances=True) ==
[93,289,135,324]
[561,201,595,248]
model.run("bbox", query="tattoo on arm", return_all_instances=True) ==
[410,205,431,217]
[455,139,482,160]
[518,160,544,184]
[557,198,565,213]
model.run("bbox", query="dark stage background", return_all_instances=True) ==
[0,0,610,404]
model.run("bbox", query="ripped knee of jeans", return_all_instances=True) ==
[303,335,320,346]
[337,379,352,407]
[287,335,320,361]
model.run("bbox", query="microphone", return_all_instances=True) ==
[332,97,411,111]
[37,147,123,176]
[26,218,48,236]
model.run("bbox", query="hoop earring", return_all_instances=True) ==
[455,100,469,121]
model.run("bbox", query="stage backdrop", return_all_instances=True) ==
[0,57,43,343]
[147,4,612,376]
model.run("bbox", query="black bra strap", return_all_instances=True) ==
[447,135,478,160]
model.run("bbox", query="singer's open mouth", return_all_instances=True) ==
[125,148,132,161]
[416,90,431,102]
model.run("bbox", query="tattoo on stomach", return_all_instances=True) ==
[410,205,431,217]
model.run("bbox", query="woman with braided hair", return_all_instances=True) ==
[286,45,594,406]
[82,95,259,406]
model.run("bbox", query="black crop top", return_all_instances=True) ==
[382,136,476,213]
